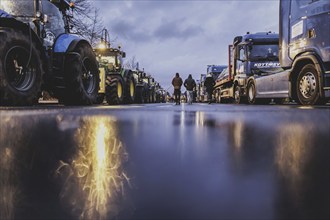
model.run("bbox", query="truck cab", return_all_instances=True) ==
[232,32,288,103]
[279,0,330,105]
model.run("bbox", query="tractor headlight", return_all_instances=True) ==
[44,31,56,47]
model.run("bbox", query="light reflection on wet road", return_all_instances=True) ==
[0,103,329,220]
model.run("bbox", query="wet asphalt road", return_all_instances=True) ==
[0,103,329,220]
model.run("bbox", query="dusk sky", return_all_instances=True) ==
[94,0,279,90]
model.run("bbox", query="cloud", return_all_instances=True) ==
[153,18,204,41]
[94,0,279,90]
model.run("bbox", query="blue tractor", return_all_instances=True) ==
[0,0,100,106]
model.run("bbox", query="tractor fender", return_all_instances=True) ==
[0,9,12,18]
[53,33,90,53]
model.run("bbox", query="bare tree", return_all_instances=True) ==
[125,56,139,70]
[70,0,104,46]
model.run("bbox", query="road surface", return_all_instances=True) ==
[0,103,329,220]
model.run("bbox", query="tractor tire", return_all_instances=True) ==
[95,93,105,104]
[59,43,99,105]
[296,64,321,105]
[135,86,144,103]
[0,28,44,106]
[106,75,124,105]
[124,71,136,104]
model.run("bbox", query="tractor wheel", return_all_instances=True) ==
[124,71,136,104]
[59,43,99,105]
[95,93,105,104]
[135,86,144,103]
[0,28,44,106]
[106,75,124,105]
[247,80,256,104]
[296,64,321,105]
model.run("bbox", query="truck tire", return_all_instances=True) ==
[106,75,124,105]
[124,71,136,104]
[233,85,241,104]
[60,43,99,105]
[296,64,320,105]
[0,28,43,106]
[247,80,256,104]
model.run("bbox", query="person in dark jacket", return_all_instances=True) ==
[184,74,196,104]
[172,72,183,105]
[204,73,215,104]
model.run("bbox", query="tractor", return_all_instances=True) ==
[94,28,135,105]
[0,0,99,105]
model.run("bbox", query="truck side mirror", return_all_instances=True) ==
[122,52,126,58]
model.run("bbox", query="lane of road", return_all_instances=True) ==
[0,103,329,219]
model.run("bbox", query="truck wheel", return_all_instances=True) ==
[0,28,43,106]
[217,89,222,103]
[296,64,321,105]
[106,76,124,105]
[60,43,99,105]
[124,71,136,104]
[247,80,256,104]
[233,85,241,104]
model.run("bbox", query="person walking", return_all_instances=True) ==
[184,74,196,104]
[204,73,215,104]
[172,72,183,105]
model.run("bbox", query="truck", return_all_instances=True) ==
[94,29,135,105]
[279,0,330,105]
[213,32,288,104]
[0,0,100,106]
[207,65,227,81]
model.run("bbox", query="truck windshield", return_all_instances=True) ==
[248,44,279,61]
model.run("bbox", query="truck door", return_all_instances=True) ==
[289,0,330,59]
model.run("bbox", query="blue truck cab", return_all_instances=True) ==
[217,32,290,104]
[279,0,330,105]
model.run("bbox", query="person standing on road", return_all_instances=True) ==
[172,72,183,105]
[204,73,215,104]
[184,74,196,105]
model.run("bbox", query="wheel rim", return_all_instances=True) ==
[5,46,36,91]
[299,72,316,99]
[234,86,240,103]
[82,57,97,94]
[117,81,123,98]
[248,83,255,101]
[130,80,135,97]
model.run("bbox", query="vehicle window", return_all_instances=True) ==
[248,44,279,61]
[239,47,245,61]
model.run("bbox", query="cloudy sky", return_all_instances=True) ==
[94,0,279,90]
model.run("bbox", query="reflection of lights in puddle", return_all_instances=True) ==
[275,123,312,198]
[56,117,130,219]
[297,106,314,110]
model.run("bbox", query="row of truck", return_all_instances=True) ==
[0,0,166,106]
[197,0,330,105]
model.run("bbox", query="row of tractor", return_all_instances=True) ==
[196,0,330,106]
[0,0,164,106]
[94,28,166,105]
